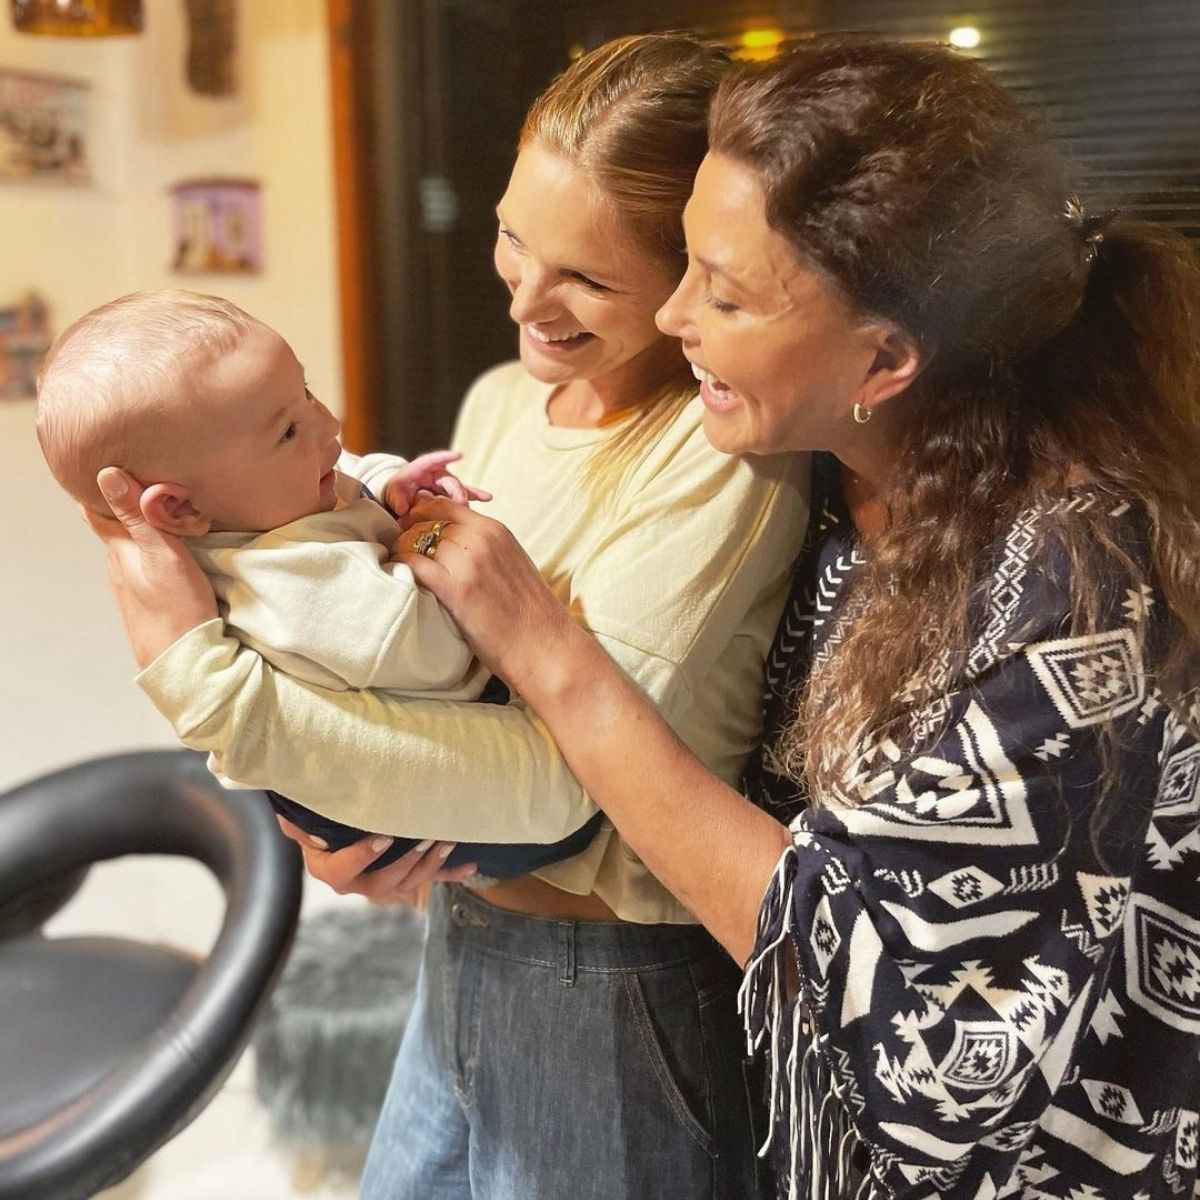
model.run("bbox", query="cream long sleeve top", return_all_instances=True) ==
[138,362,810,923]
[188,468,482,697]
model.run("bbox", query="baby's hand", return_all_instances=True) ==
[382,450,492,517]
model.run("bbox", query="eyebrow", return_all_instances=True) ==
[693,254,748,293]
[265,405,288,433]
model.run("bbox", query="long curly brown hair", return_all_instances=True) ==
[709,36,1200,802]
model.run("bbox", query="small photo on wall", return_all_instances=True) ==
[0,70,89,185]
[0,292,51,401]
[171,177,263,274]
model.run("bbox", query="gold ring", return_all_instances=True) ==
[413,520,447,558]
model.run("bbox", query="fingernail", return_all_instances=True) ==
[308,835,329,850]
[415,839,433,853]
[438,843,455,859]
[370,835,394,854]
[98,470,127,499]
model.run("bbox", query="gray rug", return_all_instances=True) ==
[253,904,426,1178]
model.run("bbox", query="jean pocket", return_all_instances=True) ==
[623,972,718,1159]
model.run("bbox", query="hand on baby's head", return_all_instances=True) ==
[381,450,492,517]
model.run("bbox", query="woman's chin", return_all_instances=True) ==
[700,407,753,456]
[519,339,579,383]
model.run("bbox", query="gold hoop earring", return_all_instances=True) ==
[853,403,872,425]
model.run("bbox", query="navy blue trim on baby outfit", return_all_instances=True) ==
[263,668,598,875]
[265,790,604,876]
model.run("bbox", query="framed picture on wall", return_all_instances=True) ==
[0,70,89,184]
[0,292,51,401]
[171,178,263,274]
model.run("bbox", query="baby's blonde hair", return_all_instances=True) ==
[36,290,258,509]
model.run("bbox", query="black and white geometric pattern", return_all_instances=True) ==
[1157,735,1200,818]
[965,504,1043,682]
[1027,629,1145,729]
[939,1021,1019,1090]
[1080,1078,1144,1125]
[1077,873,1129,941]
[1124,894,1200,1035]
[1176,1111,1198,1170]
[741,461,1200,1200]
[929,865,1006,909]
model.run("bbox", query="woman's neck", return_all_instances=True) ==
[834,413,901,540]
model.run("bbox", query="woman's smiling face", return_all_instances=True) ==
[656,152,902,458]
[494,143,682,397]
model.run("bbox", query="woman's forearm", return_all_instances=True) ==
[520,617,791,963]
[138,620,599,844]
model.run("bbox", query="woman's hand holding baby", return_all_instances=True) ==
[395,496,585,701]
[273,816,477,900]
[84,467,220,669]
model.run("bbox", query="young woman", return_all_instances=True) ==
[387,36,1200,1200]
[87,35,805,1200]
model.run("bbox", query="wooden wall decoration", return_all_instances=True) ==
[0,70,89,185]
[170,178,262,274]
[0,292,51,401]
[185,0,237,97]
[9,0,142,36]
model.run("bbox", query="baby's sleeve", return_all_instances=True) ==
[335,448,409,500]
[213,512,477,698]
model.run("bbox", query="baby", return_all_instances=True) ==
[37,290,601,875]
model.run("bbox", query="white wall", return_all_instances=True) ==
[117,1,344,402]
[0,7,354,1196]
[0,0,343,794]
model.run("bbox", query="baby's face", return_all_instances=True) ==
[185,325,342,533]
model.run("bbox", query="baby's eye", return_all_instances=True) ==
[280,422,298,443]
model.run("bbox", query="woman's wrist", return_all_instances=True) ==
[114,580,217,669]
[514,611,626,721]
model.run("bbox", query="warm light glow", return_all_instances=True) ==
[568,42,584,62]
[735,27,786,62]
[948,25,982,49]
[741,28,784,49]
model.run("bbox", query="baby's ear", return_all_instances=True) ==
[140,483,212,537]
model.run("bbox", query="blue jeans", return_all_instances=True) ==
[360,885,767,1200]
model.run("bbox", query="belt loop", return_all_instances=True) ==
[557,921,577,988]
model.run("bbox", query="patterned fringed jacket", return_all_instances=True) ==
[741,456,1199,1200]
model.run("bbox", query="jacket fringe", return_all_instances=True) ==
[739,849,873,1200]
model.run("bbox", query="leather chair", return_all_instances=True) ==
[0,750,303,1199]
